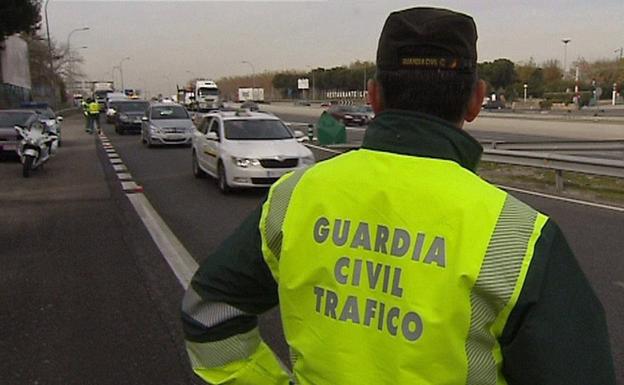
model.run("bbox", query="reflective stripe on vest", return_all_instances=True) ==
[260,149,547,385]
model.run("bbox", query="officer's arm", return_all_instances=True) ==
[500,220,616,385]
[181,204,290,385]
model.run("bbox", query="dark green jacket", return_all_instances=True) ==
[182,110,615,385]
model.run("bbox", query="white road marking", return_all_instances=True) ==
[121,181,142,192]
[127,193,198,287]
[614,281,624,289]
[499,185,624,213]
[110,158,123,164]
[108,153,120,159]
[113,164,127,172]
[117,172,133,181]
[304,143,343,154]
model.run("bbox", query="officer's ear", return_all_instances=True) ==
[368,79,384,115]
[464,79,486,123]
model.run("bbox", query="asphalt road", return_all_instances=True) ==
[1,114,622,383]
[0,116,201,385]
[100,115,623,382]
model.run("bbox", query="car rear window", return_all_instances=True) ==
[0,111,35,127]
[224,119,293,140]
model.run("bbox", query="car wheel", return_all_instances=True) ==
[192,151,206,178]
[146,135,153,148]
[217,161,231,194]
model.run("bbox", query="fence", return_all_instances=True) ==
[305,143,624,193]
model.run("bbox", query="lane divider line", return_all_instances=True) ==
[122,181,144,193]
[95,132,193,286]
[117,172,133,181]
[126,193,198,287]
[499,185,624,213]
[304,143,343,154]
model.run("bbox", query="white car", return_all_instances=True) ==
[192,110,315,193]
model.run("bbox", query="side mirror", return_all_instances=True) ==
[294,130,305,138]
[57,116,63,122]
[206,131,219,141]
[141,116,149,122]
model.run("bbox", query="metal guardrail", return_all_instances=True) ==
[306,143,624,193]
[482,139,624,152]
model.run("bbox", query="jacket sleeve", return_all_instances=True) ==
[180,204,291,385]
[500,220,616,385]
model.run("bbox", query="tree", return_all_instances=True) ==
[0,0,41,41]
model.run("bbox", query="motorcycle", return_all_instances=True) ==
[14,120,59,178]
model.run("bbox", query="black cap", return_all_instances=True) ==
[376,7,477,73]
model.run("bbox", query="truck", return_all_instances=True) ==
[238,87,265,102]
[193,80,220,111]
[177,86,195,108]
[92,81,114,108]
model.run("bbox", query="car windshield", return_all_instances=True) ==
[0,111,34,127]
[224,119,293,140]
[198,88,219,97]
[151,106,189,119]
[117,102,149,112]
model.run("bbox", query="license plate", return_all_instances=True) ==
[266,170,283,178]
[2,144,16,151]
[168,134,183,139]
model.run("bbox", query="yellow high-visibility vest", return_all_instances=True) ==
[88,102,100,114]
[260,149,547,385]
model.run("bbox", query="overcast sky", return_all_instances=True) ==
[45,0,623,95]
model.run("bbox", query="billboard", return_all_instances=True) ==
[298,78,309,90]
[1,35,31,90]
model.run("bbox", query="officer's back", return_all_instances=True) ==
[181,7,615,385]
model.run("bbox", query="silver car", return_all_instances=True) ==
[0,110,38,154]
[141,103,194,147]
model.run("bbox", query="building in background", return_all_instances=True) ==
[0,34,32,108]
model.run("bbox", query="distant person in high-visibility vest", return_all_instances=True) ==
[180,7,615,385]
[86,98,101,134]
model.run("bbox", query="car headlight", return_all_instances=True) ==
[150,125,161,134]
[301,154,315,165]
[344,114,353,119]
[119,113,129,121]
[232,156,260,168]
[188,126,196,133]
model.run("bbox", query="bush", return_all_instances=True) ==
[539,100,553,110]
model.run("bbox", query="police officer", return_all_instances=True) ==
[86,97,101,134]
[181,7,615,385]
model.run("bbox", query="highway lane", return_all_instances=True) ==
[101,120,623,381]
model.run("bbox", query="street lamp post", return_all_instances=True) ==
[561,38,571,77]
[119,57,131,91]
[66,27,89,91]
[242,61,256,101]
[44,0,53,77]
[523,83,528,102]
